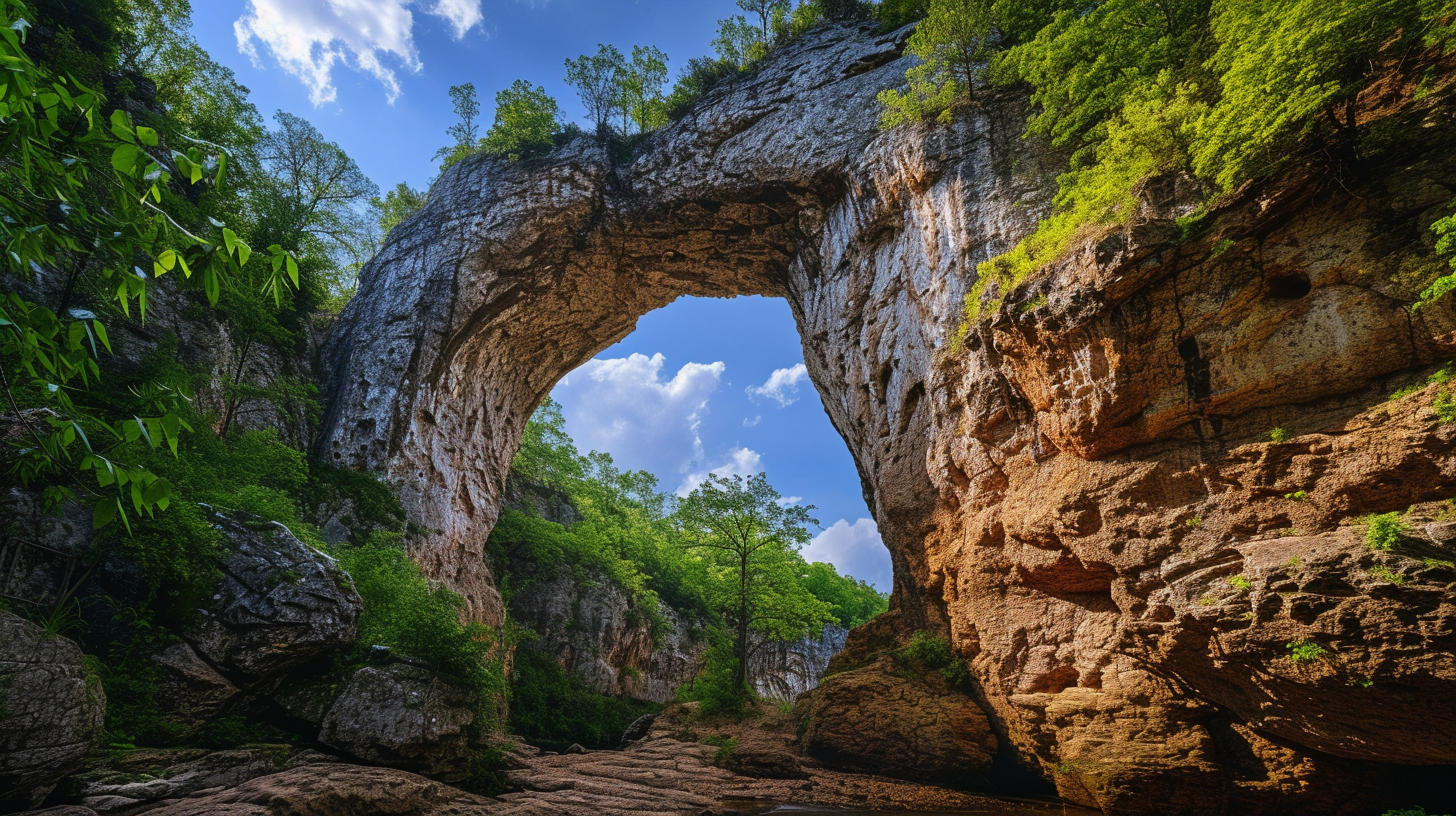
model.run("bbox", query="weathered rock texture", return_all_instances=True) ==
[0,612,106,810]
[319,664,482,779]
[320,20,1456,816]
[797,655,997,785]
[748,624,848,701]
[186,514,361,681]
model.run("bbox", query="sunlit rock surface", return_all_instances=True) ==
[321,19,1456,814]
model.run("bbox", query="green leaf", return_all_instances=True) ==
[92,497,118,529]
[93,319,110,352]
[222,227,237,255]
[108,109,135,143]
[135,125,158,147]
[204,269,220,305]
[110,143,139,174]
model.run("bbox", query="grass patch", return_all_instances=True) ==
[703,734,737,763]
[1227,575,1252,593]
[1367,565,1407,586]
[1365,512,1408,551]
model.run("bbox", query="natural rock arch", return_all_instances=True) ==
[321,19,1456,813]
[319,22,1031,627]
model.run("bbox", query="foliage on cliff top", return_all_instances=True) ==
[879,0,1456,328]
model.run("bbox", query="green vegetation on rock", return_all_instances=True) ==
[878,0,1456,327]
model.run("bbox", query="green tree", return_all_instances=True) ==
[674,473,834,709]
[254,110,380,290]
[800,560,888,628]
[877,0,995,126]
[617,46,669,134]
[481,80,561,160]
[713,15,764,70]
[373,182,427,241]
[564,44,625,137]
[437,82,481,168]
[739,0,791,38]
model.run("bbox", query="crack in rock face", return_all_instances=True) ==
[321,21,1456,815]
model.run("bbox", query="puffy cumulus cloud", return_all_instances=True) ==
[234,0,484,105]
[678,446,763,495]
[557,353,725,483]
[746,363,809,407]
[801,518,892,591]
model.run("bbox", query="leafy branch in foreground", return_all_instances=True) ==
[0,0,300,531]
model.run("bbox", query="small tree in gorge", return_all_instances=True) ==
[675,473,833,713]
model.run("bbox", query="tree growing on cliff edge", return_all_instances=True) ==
[877,0,994,127]
[565,44,625,138]
[481,80,562,160]
[675,473,834,712]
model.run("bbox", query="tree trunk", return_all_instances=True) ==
[734,551,750,695]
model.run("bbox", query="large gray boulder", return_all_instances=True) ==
[0,612,106,810]
[318,664,480,780]
[185,514,361,681]
[151,642,241,739]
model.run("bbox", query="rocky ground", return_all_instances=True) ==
[14,702,1089,816]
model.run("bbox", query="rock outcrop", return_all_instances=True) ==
[319,18,1456,815]
[0,612,106,810]
[509,571,701,703]
[749,624,848,701]
[186,514,361,681]
[319,664,482,780]
[797,656,997,785]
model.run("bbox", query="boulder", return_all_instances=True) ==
[152,642,241,737]
[720,746,808,780]
[0,612,106,810]
[619,712,657,745]
[185,514,361,681]
[319,665,480,779]
[797,656,997,785]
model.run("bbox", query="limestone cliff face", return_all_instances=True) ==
[321,20,1456,815]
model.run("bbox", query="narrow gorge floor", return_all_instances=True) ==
[34,704,1094,816]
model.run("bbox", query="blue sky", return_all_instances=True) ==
[188,1,892,591]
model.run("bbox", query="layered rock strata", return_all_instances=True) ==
[320,19,1456,815]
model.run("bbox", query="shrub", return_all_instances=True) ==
[337,533,505,695]
[703,734,738,763]
[507,646,658,750]
[676,635,752,718]
[1228,575,1252,593]
[1286,640,1329,663]
[1365,513,1408,551]
[894,631,970,688]
[1269,427,1290,443]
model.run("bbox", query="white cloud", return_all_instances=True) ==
[234,0,484,105]
[743,415,762,427]
[747,363,809,407]
[801,518,892,591]
[678,446,762,495]
[429,0,484,36]
[775,495,802,506]
[555,353,725,485]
